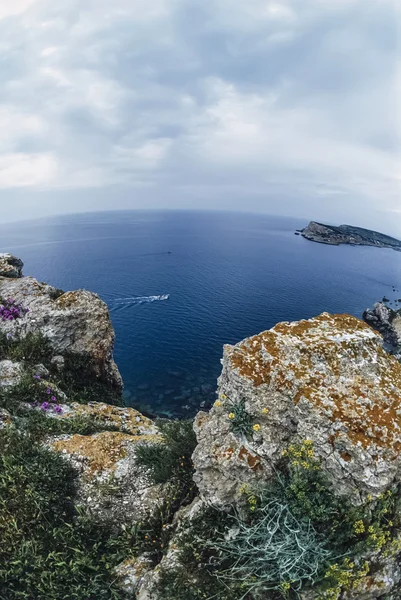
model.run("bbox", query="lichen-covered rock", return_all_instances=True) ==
[0,274,122,393]
[0,360,22,387]
[115,554,154,596]
[50,428,164,525]
[54,401,157,436]
[0,253,23,278]
[193,313,401,505]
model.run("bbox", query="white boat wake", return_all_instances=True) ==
[110,294,170,311]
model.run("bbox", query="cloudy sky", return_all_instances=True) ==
[0,0,400,231]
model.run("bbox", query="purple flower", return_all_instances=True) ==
[54,405,63,414]
[33,375,41,380]
[46,388,51,394]
[6,333,12,339]
[41,402,50,411]
[51,395,57,402]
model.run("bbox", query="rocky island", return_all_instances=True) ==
[1,251,401,600]
[301,221,401,250]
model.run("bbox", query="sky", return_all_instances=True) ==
[0,0,400,232]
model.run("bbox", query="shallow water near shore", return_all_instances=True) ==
[2,210,401,417]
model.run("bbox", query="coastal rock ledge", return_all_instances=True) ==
[0,254,122,393]
[193,312,401,505]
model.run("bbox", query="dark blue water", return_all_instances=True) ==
[1,211,401,417]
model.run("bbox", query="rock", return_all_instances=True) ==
[115,554,154,595]
[50,355,65,372]
[49,426,164,526]
[0,360,22,387]
[0,274,122,394]
[34,363,50,378]
[0,253,23,278]
[193,313,401,506]
[363,302,401,354]
[52,401,159,436]
[0,407,12,428]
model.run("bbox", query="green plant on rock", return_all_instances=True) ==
[221,395,256,437]
[213,491,331,598]
[135,418,197,504]
[0,331,53,364]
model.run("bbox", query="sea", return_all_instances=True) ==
[1,210,401,417]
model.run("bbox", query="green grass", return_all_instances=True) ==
[0,332,53,364]
[135,419,197,504]
[0,427,127,599]
[0,422,182,599]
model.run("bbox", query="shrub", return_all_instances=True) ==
[213,491,331,597]
[0,332,53,364]
[223,396,256,437]
[135,419,197,500]
[0,426,138,599]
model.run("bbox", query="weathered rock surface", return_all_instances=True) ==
[363,302,401,359]
[0,273,122,393]
[0,360,22,387]
[49,410,164,525]
[54,401,158,436]
[0,253,24,278]
[301,221,401,251]
[193,313,401,505]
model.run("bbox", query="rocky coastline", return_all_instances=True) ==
[301,221,401,251]
[1,251,401,600]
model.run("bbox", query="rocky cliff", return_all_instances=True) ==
[301,221,401,250]
[193,312,401,505]
[2,253,401,600]
[0,253,122,395]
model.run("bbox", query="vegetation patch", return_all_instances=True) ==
[154,440,401,600]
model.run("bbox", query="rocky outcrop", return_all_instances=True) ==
[49,422,164,526]
[193,313,401,505]
[0,253,24,278]
[0,273,122,393]
[301,221,401,251]
[0,360,22,387]
[363,302,401,359]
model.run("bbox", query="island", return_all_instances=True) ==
[301,221,401,251]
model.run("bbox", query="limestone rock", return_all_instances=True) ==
[0,274,122,394]
[0,360,22,387]
[52,401,159,436]
[363,302,401,358]
[0,253,23,278]
[193,313,401,505]
[49,427,164,525]
[115,554,154,596]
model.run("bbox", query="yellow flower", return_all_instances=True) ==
[253,423,261,432]
[353,520,365,535]
[214,400,222,407]
[228,412,235,420]
[220,393,227,399]
[261,407,269,414]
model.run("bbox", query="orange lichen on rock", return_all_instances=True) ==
[61,402,158,436]
[226,313,401,453]
[52,431,134,474]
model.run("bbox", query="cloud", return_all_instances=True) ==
[0,0,399,228]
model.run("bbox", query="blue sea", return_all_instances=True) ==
[1,210,401,417]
